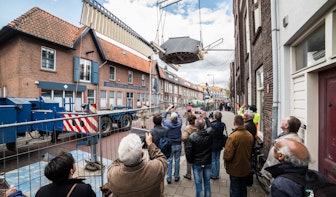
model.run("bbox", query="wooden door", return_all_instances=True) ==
[319,67,336,183]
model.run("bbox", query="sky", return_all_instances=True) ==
[0,0,234,89]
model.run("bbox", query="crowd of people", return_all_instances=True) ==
[4,103,334,197]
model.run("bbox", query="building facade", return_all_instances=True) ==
[233,0,273,151]
[276,0,336,181]
[234,0,336,182]
[0,7,203,112]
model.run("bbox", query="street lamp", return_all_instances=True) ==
[207,74,214,87]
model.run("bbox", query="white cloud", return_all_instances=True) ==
[103,0,234,88]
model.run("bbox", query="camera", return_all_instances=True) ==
[171,105,174,108]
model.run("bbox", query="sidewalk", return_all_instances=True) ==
[163,110,268,197]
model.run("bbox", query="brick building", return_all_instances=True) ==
[0,7,203,112]
[233,0,336,182]
[232,0,273,151]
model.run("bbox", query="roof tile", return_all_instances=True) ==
[9,7,81,48]
[99,38,150,73]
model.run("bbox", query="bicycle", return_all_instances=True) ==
[251,142,271,194]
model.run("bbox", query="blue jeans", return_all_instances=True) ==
[166,144,182,181]
[211,150,221,178]
[230,175,247,197]
[192,164,211,197]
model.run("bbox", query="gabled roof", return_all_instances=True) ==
[99,37,150,73]
[156,65,167,80]
[0,7,82,48]
[0,7,150,73]
[156,64,201,92]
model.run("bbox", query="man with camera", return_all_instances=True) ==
[107,133,167,196]
[162,105,182,184]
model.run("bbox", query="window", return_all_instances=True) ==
[126,92,133,108]
[256,67,264,133]
[41,47,55,71]
[117,91,123,105]
[109,91,115,108]
[128,71,133,84]
[110,66,116,81]
[142,74,145,86]
[100,90,107,108]
[295,24,325,71]
[253,0,261,33]
[88,89,95,104]
[80,59,92,82]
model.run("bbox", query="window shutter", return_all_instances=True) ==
[92,61,99,84]
[74,56,79,82]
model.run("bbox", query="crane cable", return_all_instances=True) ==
[198,0,203,47]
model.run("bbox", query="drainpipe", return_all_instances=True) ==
[97,61,107,109]
[271,0,279,140]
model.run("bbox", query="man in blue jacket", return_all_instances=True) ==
[162,105,182,184]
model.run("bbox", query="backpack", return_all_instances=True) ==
[281,170,336,197]
[153,128,172,158]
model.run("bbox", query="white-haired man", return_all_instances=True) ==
[107,133,167,197]
[265,138,329,196]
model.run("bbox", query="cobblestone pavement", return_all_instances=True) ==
[161,110,269,197]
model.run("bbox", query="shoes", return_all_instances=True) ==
[167,179,171,184]
[210,177,219,180]
[183,174,191,180]
[174,178,180,182]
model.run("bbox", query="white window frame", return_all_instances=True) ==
[80,59,91,82]
[41,47,56,71]
[294,24,325,71]
[253,0,261,33]
[110,66,116,81]
[88,89,95,104]
[141,74,145,86]
[128,71,133,84]
[256,67,264,133]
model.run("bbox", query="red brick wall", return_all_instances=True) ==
[249,0,273,153]
[234,0,273,153]
[0,33,149,109]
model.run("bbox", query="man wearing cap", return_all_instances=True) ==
[162,105,182,184]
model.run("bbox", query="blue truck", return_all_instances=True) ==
[0,97,137,151]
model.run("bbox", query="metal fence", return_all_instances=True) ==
[0,106,168,197]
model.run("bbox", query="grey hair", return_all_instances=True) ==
[277,145,311,167]
[118,133,142,166]
[214,111,222,121]
[244,109,254,119]
[195,118,205,130]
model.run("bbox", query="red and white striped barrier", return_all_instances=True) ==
[63,104,98,133]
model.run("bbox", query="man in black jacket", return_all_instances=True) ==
[209,111,226,180]
[186,118,213,197]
